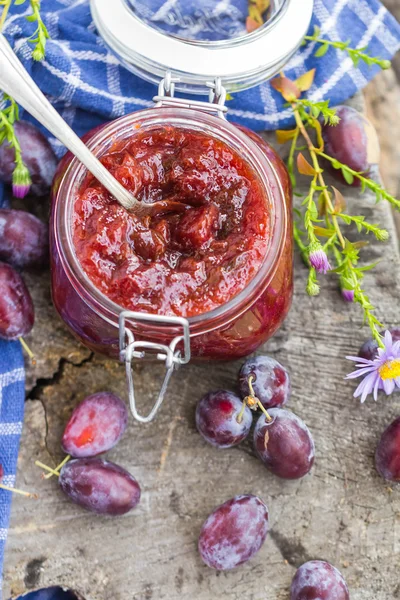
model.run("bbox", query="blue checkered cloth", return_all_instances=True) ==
[0,341,25,596]
[1,0,400,594]
[3,0,400,156]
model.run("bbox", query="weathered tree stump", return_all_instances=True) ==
[4,93,400,600]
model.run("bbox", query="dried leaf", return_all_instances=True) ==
[312,118,324,151]
[248,5,263,25]
[353,240,369,250]
[249,0,271,15]
[270,75,301,102]
[246,16,261,32]
[332,186,346,212]
[297,152,317,176]
[276,128,297,144]
[313,226,336,237]
[318,192,326,216]
[295,69,316,92]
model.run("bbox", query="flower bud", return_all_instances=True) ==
[12,162,31,199]
[308,242,332,274]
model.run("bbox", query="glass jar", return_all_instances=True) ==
[91,0,313,93]
[50,0,312,421]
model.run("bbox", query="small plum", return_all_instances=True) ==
[195,390,252,448]
[0,261,34,340]
[62,392,128,458]
[0,209,48,268]
[291,560,349,600]
[59,458,140,515]
[254,408,315,479]
[359,328,400,361]
[375,416,400,482]
[198,494,269,570]
[321,105,380,186]
[239,355,290,409]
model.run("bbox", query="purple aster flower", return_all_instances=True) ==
[12,162,31,199]
[308,242,332,274]
[346,330,400,403]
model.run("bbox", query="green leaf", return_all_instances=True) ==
[330,159,341,170]
[315,43,329,58]
[309,200,319,220]
[293,207,302,219]
[338,214,351,225]
[313,25,321,38]
[356,262,380,273]
[341,168,354,185]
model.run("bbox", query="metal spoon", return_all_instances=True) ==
[0,34,175,217]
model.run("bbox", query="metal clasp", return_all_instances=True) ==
[153,71,228,119]
[119,311,191,423]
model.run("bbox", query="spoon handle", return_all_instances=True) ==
[0,34,136,211]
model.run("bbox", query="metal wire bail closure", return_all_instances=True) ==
[153,72,228,119]
[119,311,191,423]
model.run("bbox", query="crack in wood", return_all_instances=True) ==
[26,353,95,401]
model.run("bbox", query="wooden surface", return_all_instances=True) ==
[3,93,400,600]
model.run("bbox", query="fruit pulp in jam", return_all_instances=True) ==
[73,126,270,317]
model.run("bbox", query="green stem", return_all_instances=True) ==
[293,107,346,248]
[28,0,49,60]
[317,150,400,211]
[287,127,300,188]
[0,110,24,167]
[304,35,391,69]
[0,0,12,31]
[293,222,310,266]
[333,247,384,349]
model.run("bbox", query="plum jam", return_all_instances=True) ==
[73,127,270,317]
[51,108,292,364]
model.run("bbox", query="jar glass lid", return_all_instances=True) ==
[90,0,313,93]
[124,0,287,42]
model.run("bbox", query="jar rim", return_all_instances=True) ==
[90,0,314,93]
[122,0,289,47]
[53,107,287,334]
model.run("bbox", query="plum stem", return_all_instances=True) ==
[237,375,272,423]
[44,454,70,479]
[0,483,38,499]
[19,337,36,365]
[35,460,60,478]
[236,399,248,424]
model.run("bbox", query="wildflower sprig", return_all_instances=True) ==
[332,243,384,346]
[25,0,49,61]
[272,41,398,348]
[0,0,49,197]
[0,94,31,197]
[1,0,49,59]
[318,151,400,210]
[304,26,391,70]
